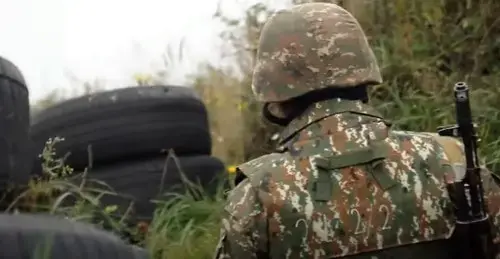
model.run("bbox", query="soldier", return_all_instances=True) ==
[213,2,500,259]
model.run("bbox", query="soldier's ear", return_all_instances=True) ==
[262,103,290,126]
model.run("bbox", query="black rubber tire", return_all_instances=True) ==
[0,213,150,259]
[82,155,226,221]
[0,56,31,190]
[30,86,211,171]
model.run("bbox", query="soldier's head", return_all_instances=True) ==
[252,2,382,125]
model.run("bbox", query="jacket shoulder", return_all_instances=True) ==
[421,132,465,164]
[224,152,291,226]
[390,130,464,162]
[235,152,290,186]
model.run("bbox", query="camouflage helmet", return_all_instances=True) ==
[251,3,382,103]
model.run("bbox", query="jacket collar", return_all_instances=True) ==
[278,99,387,145]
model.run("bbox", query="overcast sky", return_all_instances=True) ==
[0,0,287,103]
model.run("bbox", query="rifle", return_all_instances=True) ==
[437,82,496,259]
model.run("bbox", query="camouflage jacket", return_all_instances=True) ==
[214,99,500,259]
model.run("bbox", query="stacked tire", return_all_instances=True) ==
[0,56,31,194]
[30,86,226,221]
[0,56,149,259]
[0,213,150,259]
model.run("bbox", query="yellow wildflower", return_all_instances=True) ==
[227,165,237,174]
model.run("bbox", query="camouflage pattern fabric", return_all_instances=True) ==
[251,3,382,103]
[213,99,500,259]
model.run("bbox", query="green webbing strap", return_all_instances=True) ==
[314,142,388,170]
[310,142,391,203]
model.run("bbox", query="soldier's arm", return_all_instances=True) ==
[213,178,267,259]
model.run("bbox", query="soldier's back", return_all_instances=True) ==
[235,113,458,258]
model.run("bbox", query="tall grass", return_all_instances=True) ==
[5,137,225,259]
